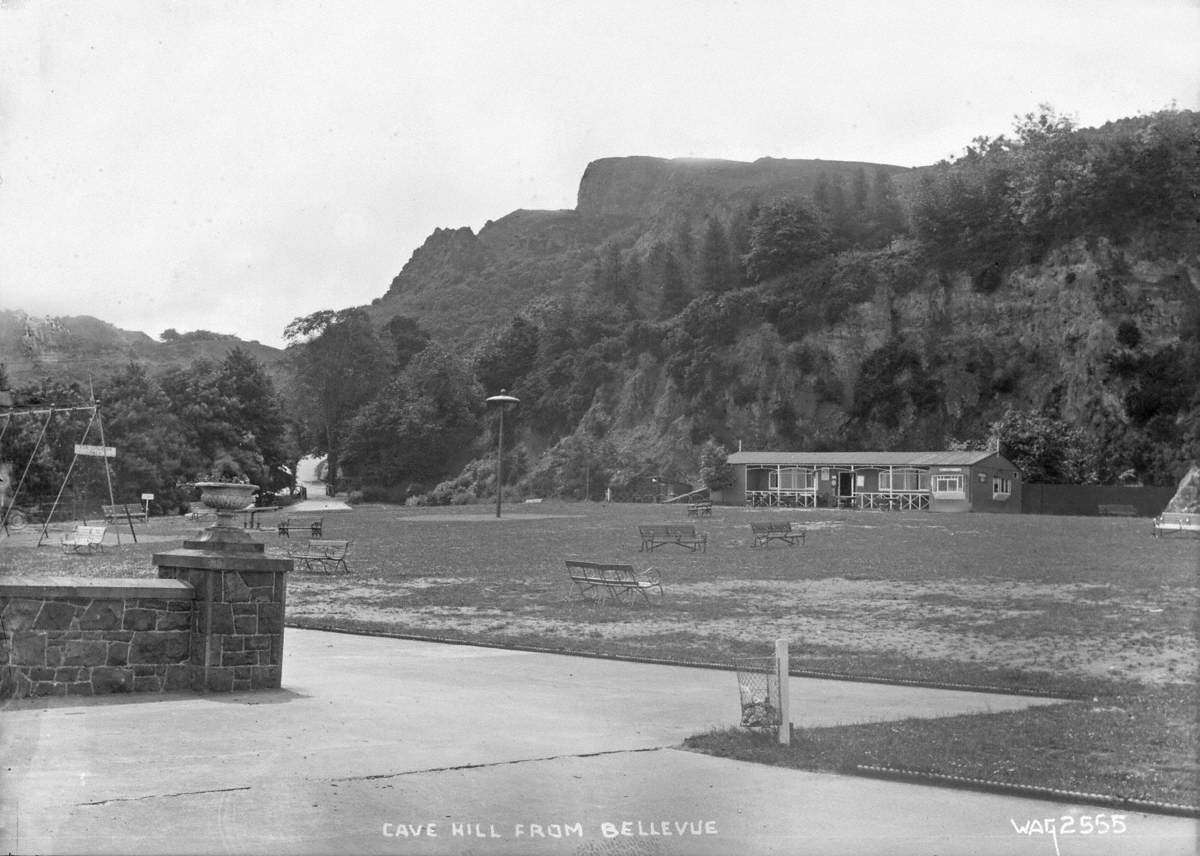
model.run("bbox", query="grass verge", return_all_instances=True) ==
[684,684,1200,813]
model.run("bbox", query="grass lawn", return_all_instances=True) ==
[3,500,1197,808]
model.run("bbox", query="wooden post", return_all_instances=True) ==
[775,637,790,745]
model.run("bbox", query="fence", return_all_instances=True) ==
[1020,485,1174,517]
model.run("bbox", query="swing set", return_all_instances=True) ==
[0,399,137,546]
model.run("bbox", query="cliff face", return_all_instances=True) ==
[576,155,907,223]
[574,235,1196,481]
[373,155,912,339]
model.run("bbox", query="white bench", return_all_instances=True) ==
[61,524,107,554]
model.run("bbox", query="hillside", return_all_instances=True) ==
[4,109,1196,502]
[0,310,286,389]
[358,109,1199,494]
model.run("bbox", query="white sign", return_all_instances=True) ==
[141,493,155,501]
[75,444,117,458]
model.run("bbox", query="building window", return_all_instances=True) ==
[931,474,965,498]
[879,468,928,492]
[769,468,814,491]
[993,476,1012,499]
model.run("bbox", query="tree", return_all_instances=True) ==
[851,340,941,429]
[990,408,1098,484]
[592,240,634,308]
[868,167,906,245]
[215,347,292,489]
[283,308,391,486]
[649,242,690,318]
[383,315,431,373]
[343,343,483,485]
[910,137,1020,291]
[744,199,830,282]
[100,362,190,510]
[0,378,92,508]
[698,439,733,492]
[476,316,540,394]
[698,217,734,294]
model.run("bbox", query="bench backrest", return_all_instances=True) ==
[308,539,349,556]
[103,503,144,516]
[565,560,637,581]
[73,525,107,540]
[751,522,792,533]
[639,524,698,537]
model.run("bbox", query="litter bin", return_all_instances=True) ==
[734,656,781,731]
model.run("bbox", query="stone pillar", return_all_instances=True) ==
[154,524,290,693]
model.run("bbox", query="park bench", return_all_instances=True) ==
[277,517,323,538]
[751,521,806,548]
[687,501,713,518]
[565,560,663,605]
[1098,504,1138,517]
[60,524,107,554]
[102,503,147,524]
[1153,513,1198,538]
[287,539,350,573]
[638,524,707,553]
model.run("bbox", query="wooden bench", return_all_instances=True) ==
[751,521,806,548]
[287,539,349,573]
[1153,512,1199,537]
[638,524,707,553]
[687,501,713,518]
[277,517,323,538]
[102,503,147,524]
[565,561,663,605]
[61,524,107,554]
[1098,504,1138,517]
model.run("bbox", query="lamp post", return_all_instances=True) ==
[486,390,519,518]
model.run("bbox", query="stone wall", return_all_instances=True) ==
[0,578,195,698]
[2,521,292,699]
[154,557,289,693]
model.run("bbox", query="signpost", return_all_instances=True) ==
[141,492,154,520]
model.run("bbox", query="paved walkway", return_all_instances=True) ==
[3,629,1196,854]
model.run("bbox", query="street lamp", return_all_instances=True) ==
[485,390,520,518]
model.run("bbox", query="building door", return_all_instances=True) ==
[838,471,854,502]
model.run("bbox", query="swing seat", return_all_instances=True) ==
[61,524,108,553]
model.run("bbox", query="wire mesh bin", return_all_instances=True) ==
[734,656,781,731]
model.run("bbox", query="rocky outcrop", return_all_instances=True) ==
[0,309,284,389]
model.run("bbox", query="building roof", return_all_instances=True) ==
[727,450,1006,468]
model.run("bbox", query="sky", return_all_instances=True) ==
[1,1,1197,349]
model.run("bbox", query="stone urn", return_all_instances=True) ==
[190,482,259,549]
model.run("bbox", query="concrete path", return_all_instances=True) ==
[2,629,1195,855]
